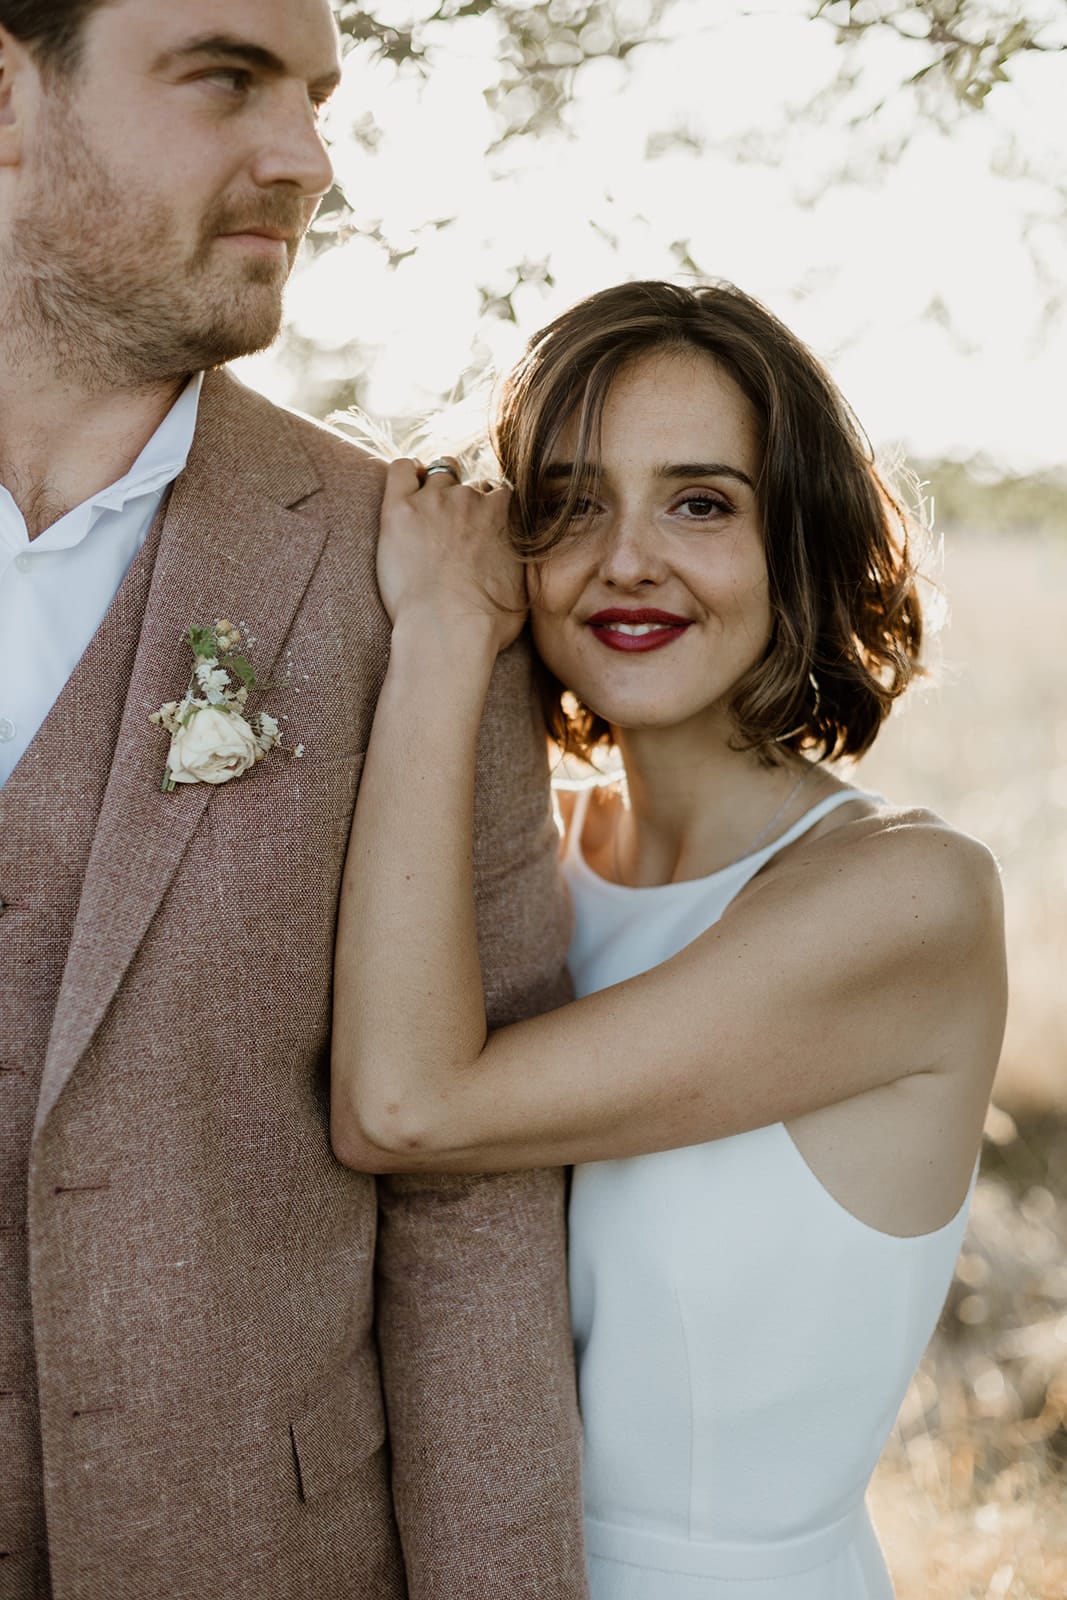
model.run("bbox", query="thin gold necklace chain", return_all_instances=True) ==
[611,764,814,888]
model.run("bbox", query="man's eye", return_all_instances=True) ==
[203,68,253,95]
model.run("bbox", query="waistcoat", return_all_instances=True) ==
[0,512,163,1597]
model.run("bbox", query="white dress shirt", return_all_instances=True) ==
[0,373,204,788]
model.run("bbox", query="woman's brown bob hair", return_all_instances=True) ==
[492,279,923,764]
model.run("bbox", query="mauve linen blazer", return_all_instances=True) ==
[15,369,586,1599]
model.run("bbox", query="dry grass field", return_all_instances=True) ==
[855,528,1067,1598]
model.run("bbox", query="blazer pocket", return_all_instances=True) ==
[290,1343,387,1503]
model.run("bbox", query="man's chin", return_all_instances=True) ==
[236,253,293,287]
[188,268,289,363]
[187,305,286,368]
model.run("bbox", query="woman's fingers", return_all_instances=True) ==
[423,455,463,485]
[383,456,424,503]
[378,452,523,644]
[385,455,506,501]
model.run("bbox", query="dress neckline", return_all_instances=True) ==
[564,785,874,896]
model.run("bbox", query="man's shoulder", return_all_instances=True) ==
[271,397,388,494]
[207,368,387,505]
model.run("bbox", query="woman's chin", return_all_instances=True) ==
[588,701,706,738]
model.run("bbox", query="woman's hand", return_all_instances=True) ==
[378,457,528,655]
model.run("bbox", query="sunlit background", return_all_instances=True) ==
[240,0,1066,472]
[242,4,1067,1594]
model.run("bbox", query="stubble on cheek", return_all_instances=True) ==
[12,130,304,379]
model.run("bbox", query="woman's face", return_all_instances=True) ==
[529,346,773,743]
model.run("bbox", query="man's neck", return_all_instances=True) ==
[0,358,190,540]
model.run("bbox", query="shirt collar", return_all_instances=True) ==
[87,370,205,514]
[0,372,206,555]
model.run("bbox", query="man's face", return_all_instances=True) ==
[9,0,341,382]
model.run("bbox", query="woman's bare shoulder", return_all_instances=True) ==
[790,791,997,871]
[742,797,1004,962]
[832,803,999,899]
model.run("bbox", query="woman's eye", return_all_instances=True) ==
[674,493,730,520]
[567,497,599,519]
[537,494,599,524]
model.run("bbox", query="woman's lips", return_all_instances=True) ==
[585,609,692,653]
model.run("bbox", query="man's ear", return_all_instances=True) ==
[0,26,29,169]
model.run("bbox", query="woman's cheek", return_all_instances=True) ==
[529,606,569,675]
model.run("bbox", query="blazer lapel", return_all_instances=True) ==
[38,371,331,1129]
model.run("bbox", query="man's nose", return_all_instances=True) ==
[251,90,334,198]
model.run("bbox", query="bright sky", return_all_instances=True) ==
[237,0,1067,473]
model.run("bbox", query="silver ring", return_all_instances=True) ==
[425,460,459,479]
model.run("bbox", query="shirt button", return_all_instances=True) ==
[14,555,32,573]
[0,718,16,741]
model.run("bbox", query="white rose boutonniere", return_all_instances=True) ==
[150,620,295,792]
[166,705,262,786]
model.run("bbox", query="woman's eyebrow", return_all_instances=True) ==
[658,462,755,489]
[542,461,755,489]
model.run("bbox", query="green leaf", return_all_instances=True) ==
[187,624,219,660]
[228,654,257,690]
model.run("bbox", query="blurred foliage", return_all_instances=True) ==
[918,458,1067,535]
[289,4,1066,457]
[317,1,1066,314]
[334,0,673,144]
[813,0,1066,112]
[332,0,1065,124]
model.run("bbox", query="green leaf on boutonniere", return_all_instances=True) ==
[227,654,256,691]
[187,624,218,660]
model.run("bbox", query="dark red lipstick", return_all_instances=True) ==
[586,609,692,653]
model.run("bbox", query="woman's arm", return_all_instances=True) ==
[331,466,1007,1174]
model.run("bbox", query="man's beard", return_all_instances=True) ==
[7,101,312,388]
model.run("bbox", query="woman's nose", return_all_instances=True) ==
[595,512,668,589]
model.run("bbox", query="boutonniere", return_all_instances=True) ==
[150,620,299,791]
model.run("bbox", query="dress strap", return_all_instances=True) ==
[750,787,874,867]
[557,781,595,869]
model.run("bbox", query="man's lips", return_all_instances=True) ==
[217,227,294,254]
[585,609,692,653]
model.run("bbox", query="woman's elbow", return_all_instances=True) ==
[329,1084,436,1174]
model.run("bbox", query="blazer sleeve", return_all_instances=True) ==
[373,634,588,1598]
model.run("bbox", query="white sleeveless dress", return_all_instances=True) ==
[563,789,974,1600]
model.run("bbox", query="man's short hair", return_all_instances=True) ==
[0,0,113,74]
